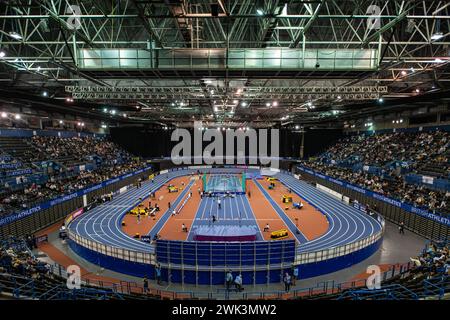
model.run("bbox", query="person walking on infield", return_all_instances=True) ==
[137,214,141,224]
[283,272,292,292]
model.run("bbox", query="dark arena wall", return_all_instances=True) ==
[110,127,343,159]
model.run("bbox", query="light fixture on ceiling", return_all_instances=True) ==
[42,91,48,97]
[256,9,264,15]
[0,51,5,58]
[8,32,23,40]
[272,101,278,107]
[431,19,444,41]
[431,32,444,40]
[1,112,7,118]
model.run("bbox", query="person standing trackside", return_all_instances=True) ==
[399,222,405,234]
[155,264,162,285]
[225,270,233,291]
[143,276,149,294]
[283,272,292,292]
[218,198,221,209]
[292,267,299,286]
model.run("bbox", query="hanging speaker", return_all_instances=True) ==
[211,4,219,17]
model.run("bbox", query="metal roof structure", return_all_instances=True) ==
[0,0,449,128]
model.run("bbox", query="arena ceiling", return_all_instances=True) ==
[0,0,449,128]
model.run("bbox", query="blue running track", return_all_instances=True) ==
[68,168,382,256]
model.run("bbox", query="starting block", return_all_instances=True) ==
[282,195,292,203]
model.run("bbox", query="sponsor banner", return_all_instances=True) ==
[297,165,450,227]
[119,186,127,194]
[4,168,32,177]
[0,155,12,161]
[422,175,434,185]
[0,166,153,227]
[316,183,343,201]
[160,169,169,174]
[64,207,85,226]
[0,162,22,169]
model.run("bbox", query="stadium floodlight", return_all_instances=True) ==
[14,114,21,120]
[42,91,48,97]
[378,97,384,103]
[103,107,108,113]
[59,120,64,124]
[241,101,247,107]
[272,101,278,107]
[111,110,116,115]
[266,102,271,107]
[233,100,238,104]
[8,32,22,40]
[295,125,300,130]
[1,112,7,118]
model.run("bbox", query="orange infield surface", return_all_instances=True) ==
[257,179,329,241]
[121,175,329,243]
[121,176,195,237]
[246,180,294,240]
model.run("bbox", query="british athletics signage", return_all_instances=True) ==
[0,166,153,227]
[297,166,450,227]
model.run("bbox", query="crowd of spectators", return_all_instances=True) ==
[0,160,145,215]
[0,136,146,216]
[301,130,450,215]
[410,242,449,277]
[322,130,449,171]
[0,237,50,278]
[30,136,133,165]
[301,161,449,215]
